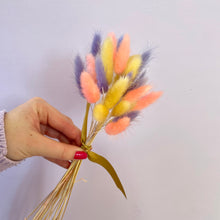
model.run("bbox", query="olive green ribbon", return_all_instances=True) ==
[80,103,127,198]
[81,142,126,198]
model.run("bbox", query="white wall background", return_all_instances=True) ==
[0,0,220,219]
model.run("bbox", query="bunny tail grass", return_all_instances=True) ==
[105,117,130,135]
[91,33,101,56]
[123,85,152,103]
[132,91,162,111]
[125,111,140,121]
[124,55,142,79]
[114,34,130,74]
[26,160,82,220]
[111,100,132,117]
[113,110,140,122]
[104,76,130,109]
[74,55,84,96]
[93,103,109,122]
[80,71,100,103]
[117,35,123,49]
[127,70,148,92]
[86,53,97,82]
[95,57,109,93]
[101,37,114,84]
[108,32,117,60]
[139,49,152,71]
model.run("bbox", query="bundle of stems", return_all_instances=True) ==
[25,160,82,220]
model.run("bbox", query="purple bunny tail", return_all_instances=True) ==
[74,55,84,96]
[95,57,108,93]
[91,33,101,56]
[126,111,140,121]
[134,71,148,88]
[117,35,123,50]
[113,111,140,122]
[139,49,152,71]
[126,70,148,93]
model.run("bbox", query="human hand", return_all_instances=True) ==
[4,97,87,169]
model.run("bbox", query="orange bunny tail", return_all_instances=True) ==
[80,71,100,103]
[105,117,130,135]
[114,34,130,74]
[108,32,117,60]
[132,91,162,111]
[86,53,97,82]
[123,85,152,102]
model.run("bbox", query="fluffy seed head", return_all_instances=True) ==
[101,37,114,84]
[126,111,139,121]
[132,91,162,111]
[74,55,84,94]
[123,85,152,102]
[114,34,130,74]
[104,77,130,109]
[80,71,100,103]
[105,117,130,135]
[108,32,117,60]
[91,33,101,56]
[86,53,96,82]
[111,100,132,117]
[117,35,123,49]
[127,70,148,92]
[113,110,140,122]
[124,55,142,79]
[95,57,108,93]
[139,50,152,71]
[93,104,109,122]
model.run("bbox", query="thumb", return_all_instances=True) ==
[31,133,87,160]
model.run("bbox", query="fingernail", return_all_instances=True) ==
[74,151,87,160]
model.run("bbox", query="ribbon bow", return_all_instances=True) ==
[80,103,127,198]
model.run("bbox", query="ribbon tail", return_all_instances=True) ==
[87,151,127,198]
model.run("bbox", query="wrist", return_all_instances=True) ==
[0,110,22,171]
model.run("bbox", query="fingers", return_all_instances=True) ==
[33,98,81,146]
[44,157,71,169]
[40,124,72,144]
[40,125,80,169]
[32,133,86,161]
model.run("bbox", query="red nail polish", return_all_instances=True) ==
[74,151,87,160]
